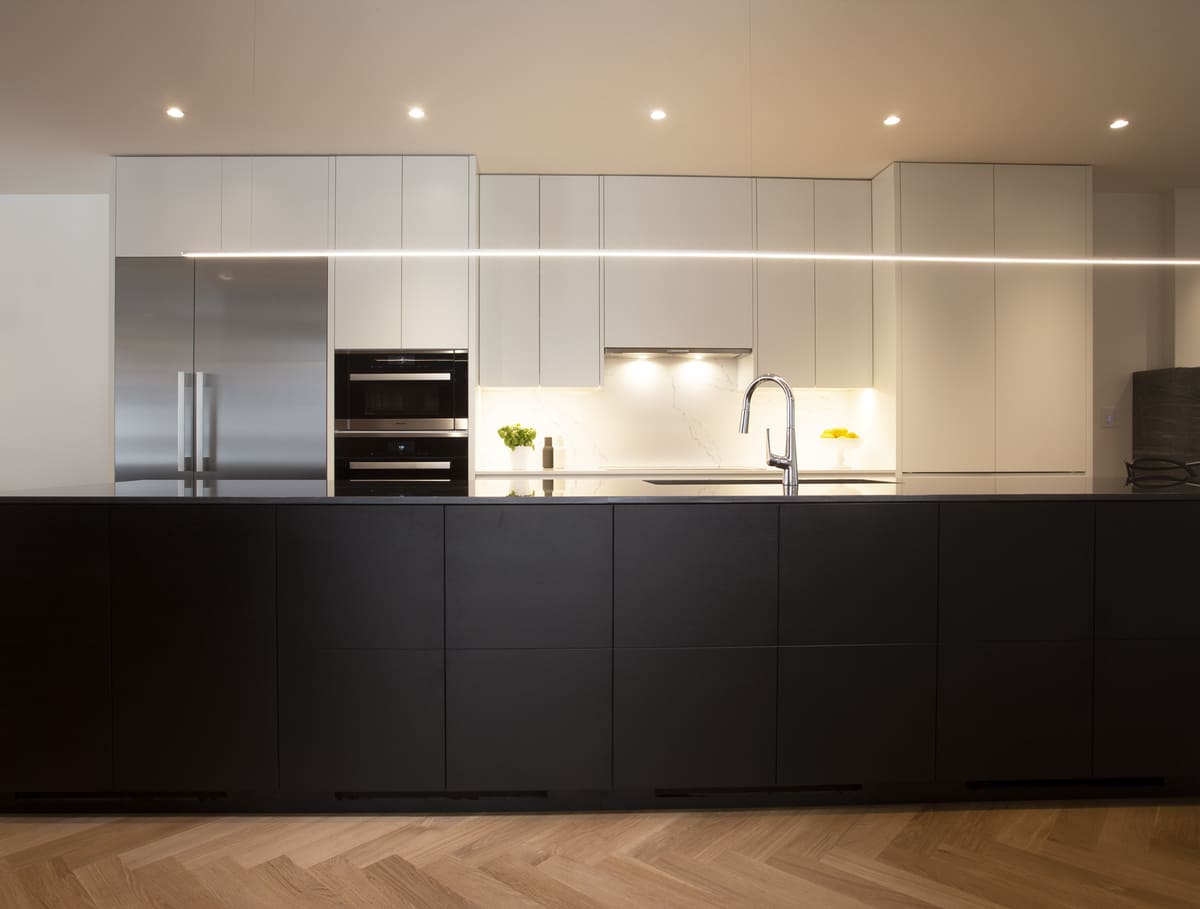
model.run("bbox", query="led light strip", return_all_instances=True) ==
[180,248,1200,266]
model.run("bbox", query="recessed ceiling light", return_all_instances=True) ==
[408,107,426,120]
[1110,118,1129,129]
[165,106,185,119]
[883,114,901,126]
[650,109,667,121]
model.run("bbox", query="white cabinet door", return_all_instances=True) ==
[899,163,996,472]
[540,175,601,386]
[755,178,815,386]
[814,180,872,387]
[479,175,539,385]
[603,176,753,349]
[220,157,253,251]
[402,156,469,349]
[247,157,330,250]
[115,157,222,257]
[333,156,404,349]
[994,165,1089,471]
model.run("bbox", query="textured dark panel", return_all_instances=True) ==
[781,504,937,644]
[615,504,778,647]
[280,649,445,792]
[446,505,612,648]
[447,649,611,790]
[1132,367,1200,461]
[614,647,776,789]
[940,503,1094,642]
[778,645,935,785]
[278,505,444,650]
[937,641,1093,782]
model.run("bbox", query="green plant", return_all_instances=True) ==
[497,423,537,451]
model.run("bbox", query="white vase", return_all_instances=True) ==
[509,446,535,471]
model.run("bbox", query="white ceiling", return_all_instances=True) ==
[2,0,1198,191]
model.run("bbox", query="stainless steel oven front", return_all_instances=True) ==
[335,349,468,432]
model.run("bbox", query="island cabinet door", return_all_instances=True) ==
[778,645,936,786]
[447,650,611,791]
[1094,502,1200,777]
[110,505,277,792]
[0,505,112,792]
[277,505,445,792]
[614,504,778,648]
[614,647,776,790]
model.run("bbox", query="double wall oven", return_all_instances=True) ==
[334,350,469,495]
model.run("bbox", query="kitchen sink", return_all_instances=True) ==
[642,477,894,485]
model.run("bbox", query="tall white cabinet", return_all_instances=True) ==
[478,175,602,387]
[876,162,1091,474]
[755,178,873,387]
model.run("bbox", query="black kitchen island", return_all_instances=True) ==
[3,480,1198,813]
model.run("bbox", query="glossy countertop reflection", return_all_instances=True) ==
[3,474,1200,501]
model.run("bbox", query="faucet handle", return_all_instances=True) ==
[765,428,789,469]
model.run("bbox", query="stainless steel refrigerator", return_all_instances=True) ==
[115,258,327,489]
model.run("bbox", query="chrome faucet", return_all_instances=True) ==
[739,374,798,494]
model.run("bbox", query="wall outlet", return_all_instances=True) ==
[1100,407,1118,429]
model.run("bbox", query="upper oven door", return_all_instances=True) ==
[336,351,467,431]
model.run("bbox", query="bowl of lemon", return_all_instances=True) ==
[820,427,862,468]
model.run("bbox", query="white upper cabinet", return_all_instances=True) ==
[477,174,602,387]
[540,175,601,387]
[402,156,470,349]
[994,164,1089,471]
[333,156,404,349]
[814,180,872,387]
[479,175,539,385]
[603,176,753,349]
[220,156,330,251]
[755,178,815,386]
[115,157,222,256]
[899,163,997,473]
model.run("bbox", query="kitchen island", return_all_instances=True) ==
[2,478,1198,812]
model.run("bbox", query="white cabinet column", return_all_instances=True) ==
[115,157,222,257]
[402,156,470,349]
[814,180,873,387]
[540,175,601,386]
[479,175,539,385]
[994,165,1089,471]
[755,178,815,387]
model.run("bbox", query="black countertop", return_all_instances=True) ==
[2,475,1199,502]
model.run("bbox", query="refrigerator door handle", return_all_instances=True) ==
[195,371,207,472]
[176,371,193,472]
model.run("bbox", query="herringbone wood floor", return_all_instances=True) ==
[2,802,1199,908]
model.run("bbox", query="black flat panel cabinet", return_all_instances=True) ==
[1096,502,1200,639]
[781,504,937,644]
[280,649,445,792]
[778,645,935,785]
[940,502,1094,642]
[614,647,776,789]
[937,642,1093,782]
[446,505,612,649]
[1,503,112,792]
[615,504,778,647]
[278,505,444,650]
[447,650,611,791]
[1094,639,1200,778]
[110,505,277,791]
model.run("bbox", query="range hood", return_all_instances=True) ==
[605,347,752,360]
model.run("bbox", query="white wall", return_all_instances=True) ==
[1092,192,1174,478]
[0,194,113,491]
[1175,188,1200,366]
[476,355,892,473]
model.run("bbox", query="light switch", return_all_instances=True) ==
[1100,407,1118,429]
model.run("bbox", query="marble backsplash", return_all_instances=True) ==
[476,355,895,472]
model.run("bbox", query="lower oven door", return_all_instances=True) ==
[334,434,468,496]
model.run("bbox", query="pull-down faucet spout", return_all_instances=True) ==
[738,374,798,494]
